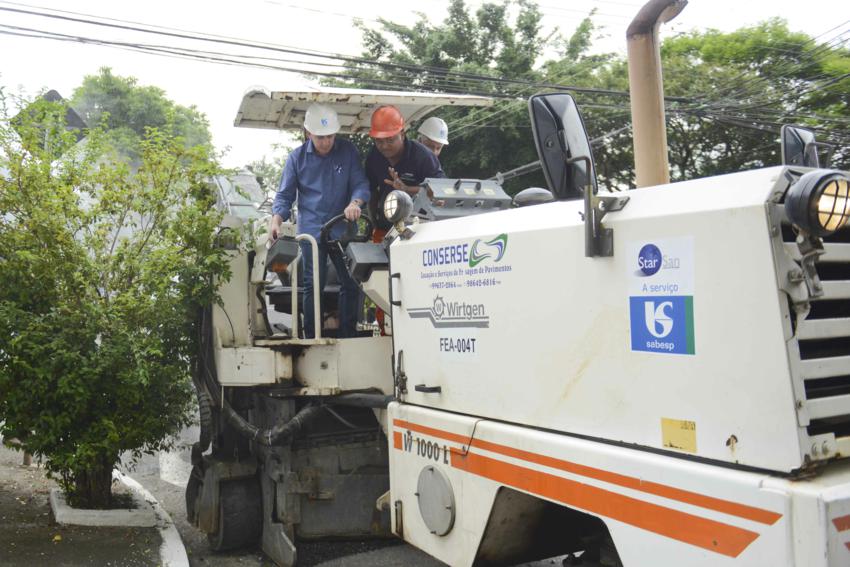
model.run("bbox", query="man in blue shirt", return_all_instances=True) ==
[365,105,445,235]
[271,103,370,339]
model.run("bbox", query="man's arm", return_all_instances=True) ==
[344,143,371,221]
[270,154,298,240]
[384,143,445,196]
[425,148,445,179]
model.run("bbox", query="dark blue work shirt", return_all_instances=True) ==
[273,137,370,239]
[365,138,444,231]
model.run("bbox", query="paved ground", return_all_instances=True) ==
[137,443,571,567]
[132,438,446,567]
[0,444,161,567]
[1,433,572,566]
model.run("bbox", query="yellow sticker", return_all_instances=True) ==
[661,418,697,453]
[482,188,495,196]
[463,188,475,195]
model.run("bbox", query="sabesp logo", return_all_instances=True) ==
[644,300,674,338]
[637,244,662,276]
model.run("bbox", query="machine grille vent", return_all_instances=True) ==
[783,225,850,438]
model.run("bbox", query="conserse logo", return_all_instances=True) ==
[469,234,508,267]
[421,233,509,268]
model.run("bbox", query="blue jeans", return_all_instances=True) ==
[300,240,359,339]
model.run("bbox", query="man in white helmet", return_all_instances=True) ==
[270,103,370,338]
[417,116,449,157]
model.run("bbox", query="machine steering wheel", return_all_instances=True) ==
[319,213,374,250]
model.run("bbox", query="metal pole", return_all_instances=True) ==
[627,0,687,188]
[289,248,301,338]
[295,234,322,339]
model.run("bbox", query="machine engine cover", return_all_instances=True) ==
[415,178,512,221]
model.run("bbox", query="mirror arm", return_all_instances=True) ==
[811,141,835,168]
[569,155,630,258]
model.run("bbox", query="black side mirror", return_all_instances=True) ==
[781,125,820,168]
[528,93,597,200]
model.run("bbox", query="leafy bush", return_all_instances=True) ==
[0,93,231,508]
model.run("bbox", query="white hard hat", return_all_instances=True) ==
[304,103,340,136]
[418,116,449,145]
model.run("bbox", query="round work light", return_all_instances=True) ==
[383,190,413,225]
[785,170,850,237]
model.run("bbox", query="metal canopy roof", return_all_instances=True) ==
[234,87,494,134]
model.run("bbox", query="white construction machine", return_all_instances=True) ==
[186,2,850,565]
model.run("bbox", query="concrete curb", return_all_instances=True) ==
[50,486,157,527]
[118,471,190,567]
[48,470,189,567]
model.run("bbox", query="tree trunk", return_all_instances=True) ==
[72,453,114,509]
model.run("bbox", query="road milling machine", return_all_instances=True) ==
[186,6,850,567]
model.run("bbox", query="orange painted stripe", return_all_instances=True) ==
[393,419,781,526]
[834,514,850,532]
[394,419,470,445]
[393,431,403,450]
[452,450,759,558]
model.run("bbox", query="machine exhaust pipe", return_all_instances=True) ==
[627,0,687,188]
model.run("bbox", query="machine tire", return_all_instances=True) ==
[196,386,213,451]
[206,477,262,551]
[185,465,203,525]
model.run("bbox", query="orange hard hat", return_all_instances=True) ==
[369,105,405,138]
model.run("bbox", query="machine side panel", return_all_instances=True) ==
[390,168,804,472]
[388,403,811,567]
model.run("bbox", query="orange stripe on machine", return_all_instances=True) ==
[452,450,759,558]
[393,419,781,525]
[393,419,783,557]
[833,514,850,532]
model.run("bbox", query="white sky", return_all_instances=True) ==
[0,0,846,168]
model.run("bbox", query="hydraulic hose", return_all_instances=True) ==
[222,403,323,447]
[325,393,394,408]
[197,306,324,447]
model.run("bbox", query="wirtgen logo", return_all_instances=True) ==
[407,295,489,328]
[469,234,508,268]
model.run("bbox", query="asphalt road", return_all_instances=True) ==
[131,430,448,567]
[132,432,571,567]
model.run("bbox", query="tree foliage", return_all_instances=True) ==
[661,19,850,178]
[341,4,849,192]
[0,92,230,507]
[70,67,212,160]
[337,0,553,191]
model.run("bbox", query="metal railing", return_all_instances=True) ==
[288,233,322,339]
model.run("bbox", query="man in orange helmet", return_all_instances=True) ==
[365,105,444,334]
[365,105,444,239]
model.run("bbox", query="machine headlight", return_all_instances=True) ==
[383,190,413,224]
[785,170,850,237]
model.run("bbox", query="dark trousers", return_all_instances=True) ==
[300,241,359,339]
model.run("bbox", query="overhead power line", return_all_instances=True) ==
[1,1,848,149]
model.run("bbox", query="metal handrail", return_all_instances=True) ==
[289,234,322,339]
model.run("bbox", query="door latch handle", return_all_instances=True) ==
[414,384,441,394]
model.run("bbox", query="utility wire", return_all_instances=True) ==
[1,1,848,148]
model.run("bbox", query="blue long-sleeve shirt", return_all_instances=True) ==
[273,137,370,239]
